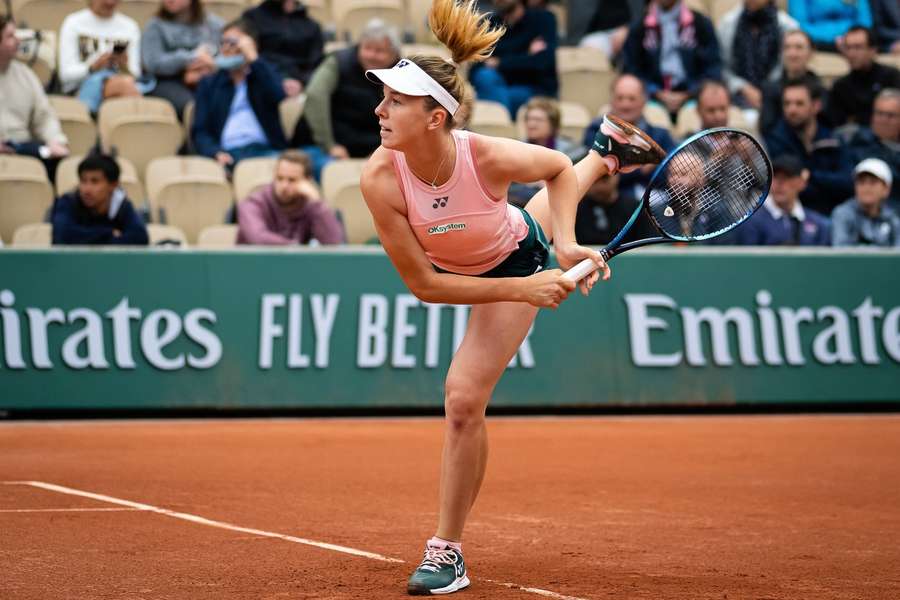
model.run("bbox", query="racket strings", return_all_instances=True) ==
[650,130,769,240]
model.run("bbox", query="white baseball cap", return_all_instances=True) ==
[854,158,893,187]
[366,58,460,116]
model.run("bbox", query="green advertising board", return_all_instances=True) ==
[1,247,898,411]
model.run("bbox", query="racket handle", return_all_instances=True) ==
[562,257,600,282]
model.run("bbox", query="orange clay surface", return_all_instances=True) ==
[2,415,899,600]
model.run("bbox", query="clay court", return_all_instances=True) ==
[2,415,899,600]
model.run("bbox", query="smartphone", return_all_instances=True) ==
[112,41,128,54]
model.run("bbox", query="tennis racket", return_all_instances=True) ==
[563,127,772,282]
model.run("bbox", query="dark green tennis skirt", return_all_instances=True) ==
[434,206,550,278]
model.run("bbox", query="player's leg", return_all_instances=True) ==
[407,301,538,596]
[525,115,666,239]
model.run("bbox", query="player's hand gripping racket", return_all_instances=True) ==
[564,128,772,282]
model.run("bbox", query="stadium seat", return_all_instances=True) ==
[279,95,306,141]
[321,158,374,243]
[12,223,52,247]
[15,28,56,88]
[878,54,900,70]
[810,51,850,87]
[0,155,54,244]
[145,156,232,242]
[117,0,161,28]
[146,223,188,247]
[303,0,333,27]
[48,95,98,156]
[557,46,615,118]
[332,0,405,43]
[233,156,278,201]
[12,0,83,34]
[98,97,184,181]
[643,102,674,133]
[55,155,145,206]
[401,43,451,61]
[468,100,518,139]
[709,0,742,23]
[404,0,433,43]
[196,224,239,248]
[201,0,244,21]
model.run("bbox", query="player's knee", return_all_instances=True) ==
[444,378,486,432]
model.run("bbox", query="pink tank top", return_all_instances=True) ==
[390,130,528,275]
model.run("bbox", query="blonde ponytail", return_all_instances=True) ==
[410,0,503,128]
[428,0,504,65]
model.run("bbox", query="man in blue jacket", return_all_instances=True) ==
[583,74,677,200]
[191,18,286,172]
[734,155,830,245]
[52,153,148,246]
[764,78,853,214]
[623,0,722,118]
[469,0,558,118]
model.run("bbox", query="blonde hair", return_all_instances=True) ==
[412,0,505,128]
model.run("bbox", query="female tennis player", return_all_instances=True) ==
[360,0,665,594]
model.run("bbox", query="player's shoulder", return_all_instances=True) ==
[360,147,404,212]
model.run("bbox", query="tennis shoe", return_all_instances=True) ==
[593,113,666,174]
[407,539,469,595]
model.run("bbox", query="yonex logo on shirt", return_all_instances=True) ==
[433,197,449,209]
[427,222,466,235]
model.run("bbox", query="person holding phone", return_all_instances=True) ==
[59,0,146,112]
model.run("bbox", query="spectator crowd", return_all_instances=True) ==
[1,0,899,247]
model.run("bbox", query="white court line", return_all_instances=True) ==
[0,507,142,513]
[3,480,591,600]
[3,481,402,563]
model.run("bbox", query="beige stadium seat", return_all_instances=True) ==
[12,223,52,247]
[202,0,245,21]
[558,101,592,143]
[643,102,674,133]
[196,224,239,248]
[674,104,755,139]
[333,0,405,42]
[810,51,850,87]
[118,0,161,28]
[145,156,232,242]
[233,156,278,201]
[98,97,184,180]
[404,0,433,43]
[710,0,742,23]
[684,0,710,17]
[55,155,145,205]
[279,95,306,140]
[878,54,900,70]
[321,159,373,243]
[146,223,188,247]
[48,95,97,156]
[15,28,56,88]
[557,46,615,117]
[401,43,451,61]
[469,100,517,139]
[0,155,54,243]
[304,0,333,27]
[12,0,83,33]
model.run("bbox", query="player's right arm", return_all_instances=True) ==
[360,149,575,308]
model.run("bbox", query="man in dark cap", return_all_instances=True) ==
[733,154,831,245]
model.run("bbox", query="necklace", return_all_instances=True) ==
[411,137,453,190]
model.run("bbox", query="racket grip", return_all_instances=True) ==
[562,257,599,282]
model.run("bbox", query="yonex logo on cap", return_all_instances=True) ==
[397,60,410,68]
